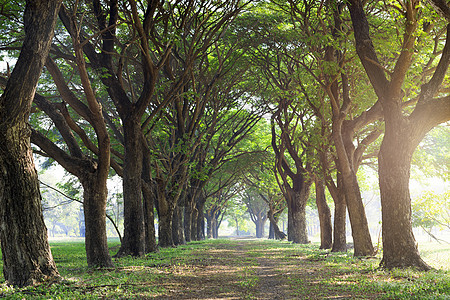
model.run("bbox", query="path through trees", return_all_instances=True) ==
[142,239,389,299]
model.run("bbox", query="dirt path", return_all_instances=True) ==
[255,253,288,299]
[151,239,378,299]
[153,239,302,299]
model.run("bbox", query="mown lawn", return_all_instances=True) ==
[0,239,448,299]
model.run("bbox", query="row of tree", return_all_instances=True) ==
[0,0,448,287]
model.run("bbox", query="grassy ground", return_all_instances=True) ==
[0,239,449,299]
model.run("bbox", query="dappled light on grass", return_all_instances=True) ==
[0,239,448,299]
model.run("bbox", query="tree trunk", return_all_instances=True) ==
[213,217,219,239]
[172,205,185,246]
[158,200,174,247]
[323,0,373,257]
[206,216,213,239]
[142,180,157,253]
[0,0,61,287]
[332,121,374,256]
[269,222,274,239]
[331,192,347,252]
[191,206,199,241]
[267,210,286,240]
[346,0,449,268]
[184,197,194,242]
[287,185,311,244]
[142,142,157,253]
[378,129,430,270]
[116,120,145,257]
[196,197,206,240]
[143,185,157,253]
[255,219,264,238]
[81,176,113,268]
[315,178,333,249]
[0,123,60,286]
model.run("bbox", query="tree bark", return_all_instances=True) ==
[142,150,157,253]
[206,215,213,239]
[378,132,430,270]
[0,0,61,287]
[322,0,374,257]
[331,191,347,252]
[157,191,175,247]
[80,176,113,268]
[191,206,199,241]
[196,196,206,240]
[143,181,157,253]
[267,210,286,240]
[315,178,332,249]
[116,120,145,257]
[172,205,186,246]
[287,185,311,244]
[213,216,220,239]
[184,194,194,242]
[269,222,274,239]
[255,218,266,238]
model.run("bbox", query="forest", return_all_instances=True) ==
[0,0,449,298]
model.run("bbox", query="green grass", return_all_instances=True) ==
[419,242,450,270]
[0,239,448,299]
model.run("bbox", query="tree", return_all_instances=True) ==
[273,0,380,256]
[203,159,246,238]
[0,0,61,287]
[347,0,450,269]
[314,177,333,249]
[271,102,313,244]
[242,190,268,238]
[225,197,249,237]
[55,0,166,257]
[30,13,116,266]
[145,0,245,247]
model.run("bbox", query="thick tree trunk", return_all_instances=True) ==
[142,143,157,253]
[267,210,286,240]
[81,176,113,268]
[255,218,266,238]
[213,217,219,239]
[331,192,347,252]
[287,185,311,244]
[191,207,199,241]
[378,130,430,270]
[184,197,194,242]
[142,180,157,253]
[344,173,374,256]
[0,123,59,286]
[206,216,213,239]
[196,197,206,240]
[158,200,174,247]
[269,222,274,239]
[172,205,186,246]
[0,0,61,287]
[315,178,333,249]
[116,120,145,257]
